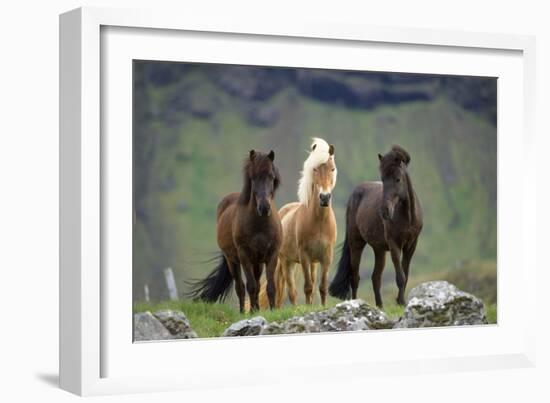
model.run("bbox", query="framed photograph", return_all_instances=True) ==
[60,7,536,396]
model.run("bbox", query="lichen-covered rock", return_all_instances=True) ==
[153,310,198,339]
[394,281,488,328]
[260,299,394,335]
[259,321,285,335]
[134,311,173,341]
[331,299,395,330]
[222,316,267,337]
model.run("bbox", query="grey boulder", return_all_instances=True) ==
[134,311,173,341]
[153,310,198,339]
[222,316,267,337]
[260,299,394,335]
[394,281,488,328]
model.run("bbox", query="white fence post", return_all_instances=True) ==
[144,284,150,302]
[163,267,178,301]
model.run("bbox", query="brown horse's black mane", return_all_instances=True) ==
[238,151,281,205]
[379,145,418,225]
[379,145,411,173]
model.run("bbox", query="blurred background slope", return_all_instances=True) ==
[133,61,497,306]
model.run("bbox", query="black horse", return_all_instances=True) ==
[329,145,423,307]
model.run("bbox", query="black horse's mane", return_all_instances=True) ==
[379,145,411,174]
[379,145,418,224]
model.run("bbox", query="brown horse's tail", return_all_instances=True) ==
[185,253,233,303]
[328,236,352,300]
[259,259,285,310]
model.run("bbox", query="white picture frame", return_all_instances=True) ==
[59,6,537,396]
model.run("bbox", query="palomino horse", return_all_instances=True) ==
[187,150,283,312]
[329,145,422,307]
[261,138,337,308]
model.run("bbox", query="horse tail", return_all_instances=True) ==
[185,253,233,302]
[329,186,365,300]
[328,237,352,300]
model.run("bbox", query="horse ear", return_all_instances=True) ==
[268,150,275,161]
[378,153,383,161]
[249,150,256,160]
[329,144,335,156]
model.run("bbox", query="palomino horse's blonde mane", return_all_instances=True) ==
[297,138,337,207]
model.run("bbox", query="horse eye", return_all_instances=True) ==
[331,168,335,172]
[396,178,401,183]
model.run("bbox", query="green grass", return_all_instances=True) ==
[382,304,405,319]
[485,304,497,324]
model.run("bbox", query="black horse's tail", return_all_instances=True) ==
[185,254,234,302]
[328,237,353,300]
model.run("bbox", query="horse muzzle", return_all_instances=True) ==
[257,204,271,217]
[380,203,395,221]
[319,192,331,207]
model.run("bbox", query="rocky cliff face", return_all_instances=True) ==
[137,62,497,127]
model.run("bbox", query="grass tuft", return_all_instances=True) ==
[485,304,497,324]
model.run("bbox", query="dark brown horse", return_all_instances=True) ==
[329,145,422,307]
[187,150,282,312]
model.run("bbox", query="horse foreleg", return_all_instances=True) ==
[274,259,286,308]
[300,253,313,304]
[238,250,259,312]
[401,237,418,290]
[310,262,318,305]
[319,249,333,306]
[283,261,298,305]
[388,241,406,306]
[265,253,278,310]
[319,262,330,306]
[371,248,386,308]
[252,263,263,311]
